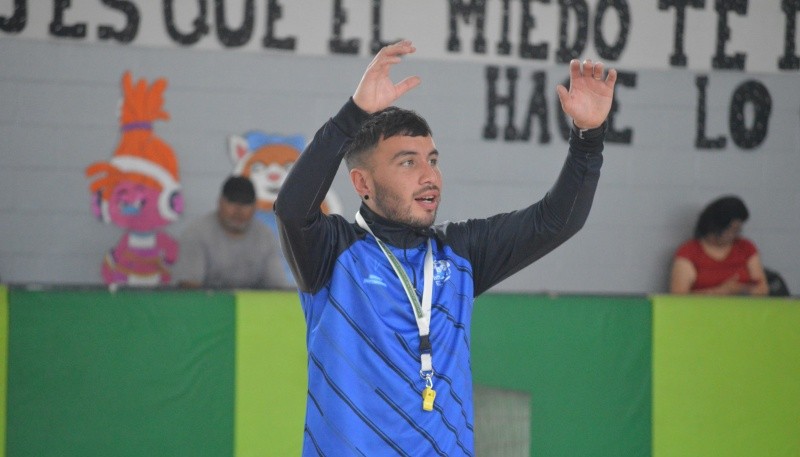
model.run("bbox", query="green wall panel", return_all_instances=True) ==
[1,285,7,457]
[652,295,800,457]
[6,289,235,457]
[472,293,652,457]
[234,291,305,457]
[8,288,796,457]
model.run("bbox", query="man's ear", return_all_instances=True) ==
[350,168,371,198]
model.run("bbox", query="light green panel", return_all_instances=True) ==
[652,295,800,457]
[234,291,306,457]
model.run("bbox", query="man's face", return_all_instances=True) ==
[217,197,256,234]
[365,135,442,229]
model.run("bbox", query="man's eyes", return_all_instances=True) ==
[398,157,438,167]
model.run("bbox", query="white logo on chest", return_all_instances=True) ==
[433,260,451,286]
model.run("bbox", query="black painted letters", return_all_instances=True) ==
[695,75,726,148]
[658,0,704,67]
[50,0,86,38]
[729,80,770,149]
[712,0,747,70]
[163,0,210,46]
[330,0,359,54]
[483,66,520,140]
[263,0,296,50]
[0,0,26,33]
[519,0,547,60]
[593,0,630,60]
[447,0,487,53]
[484,65,635,144]
[215,0,254,47]
[98,0,139,43]
[556,0,589,63]
[778,0,799,69]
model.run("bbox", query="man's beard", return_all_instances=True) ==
[373,181,437,229]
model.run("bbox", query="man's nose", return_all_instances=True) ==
[419,162,437,184]
[232,205,251,218]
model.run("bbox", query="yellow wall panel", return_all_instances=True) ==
[653,295,800,457]
[234,291,306,457]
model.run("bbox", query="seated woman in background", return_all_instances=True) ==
[670,195,768,295]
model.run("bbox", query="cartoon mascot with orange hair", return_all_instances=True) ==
[86,72,182,286]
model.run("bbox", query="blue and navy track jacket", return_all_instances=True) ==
[274,98,605,456]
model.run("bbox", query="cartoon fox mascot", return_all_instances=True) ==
[228,132,342,286]
[86,72,182,286]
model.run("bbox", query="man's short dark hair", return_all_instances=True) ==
[344,106,432,170]
[694,195,749,238]
[221,175,256,204]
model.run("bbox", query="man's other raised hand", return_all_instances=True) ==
[353,40,422,114]
[556,59,617,130]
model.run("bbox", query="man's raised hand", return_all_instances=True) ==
[353,40,421,114]
[556,59,617,130]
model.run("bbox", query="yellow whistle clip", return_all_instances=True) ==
[422,386,436,411]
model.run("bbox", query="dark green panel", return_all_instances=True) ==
[6,289,235,457]
[472,293,652,457]
[1,285,7,457]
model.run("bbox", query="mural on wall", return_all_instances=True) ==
[85,72,183,287]
[228,131,342,285]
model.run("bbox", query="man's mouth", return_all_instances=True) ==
[414,190,439,209]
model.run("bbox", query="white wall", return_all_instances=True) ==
[1,1,798,294]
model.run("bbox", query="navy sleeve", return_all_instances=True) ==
[441,124,605,296]
[274,98,370,293]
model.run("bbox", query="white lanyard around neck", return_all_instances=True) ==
[355,211,434,381]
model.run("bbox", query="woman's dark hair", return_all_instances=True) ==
[694,195,749,238]
[344,106,432,170]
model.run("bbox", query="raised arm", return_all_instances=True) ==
[274,40,421,292]
[276,39,421,222]
[464,60,617,295]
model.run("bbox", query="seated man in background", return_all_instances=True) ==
[669,195,768,295]
[174,175,290,290]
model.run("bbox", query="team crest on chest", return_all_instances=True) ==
[433,260,451,286]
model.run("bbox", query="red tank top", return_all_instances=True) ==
[675,238,758,291]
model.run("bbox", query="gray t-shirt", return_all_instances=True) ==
[173,212,290,289]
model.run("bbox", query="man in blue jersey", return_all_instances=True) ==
[274,40,616,456]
